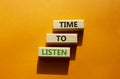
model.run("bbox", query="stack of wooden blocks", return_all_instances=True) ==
[38,20,84,58]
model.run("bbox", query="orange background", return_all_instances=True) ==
[0,0,120,79]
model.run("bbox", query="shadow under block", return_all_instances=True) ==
[38,47,70,58]
[53,20,84,31]
[46,34,78,45]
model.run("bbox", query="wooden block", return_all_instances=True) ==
[46,34,77,44]
[53,20,84,31]
[38,47,70,58]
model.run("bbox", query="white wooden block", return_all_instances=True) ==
[46,34,77,44]
[38,47,70,58]
[53,20,84,31]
